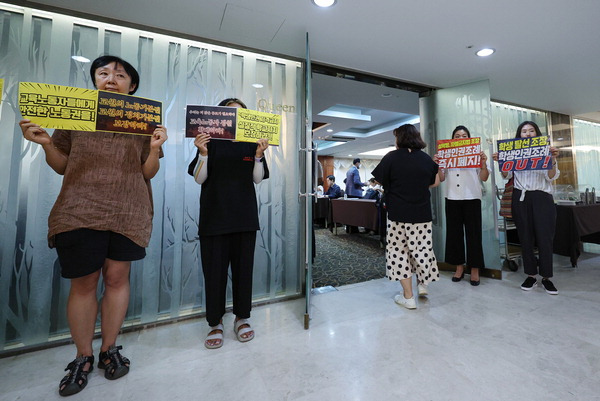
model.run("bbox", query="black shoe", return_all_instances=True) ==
[520,276,537,291]
[98,345,130,380]
[451,273,464,282]
[59,355,94,396]
[470,279,480,286]
[541,278,558,295]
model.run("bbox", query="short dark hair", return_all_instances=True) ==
[327,175,335,182]
[218,98,247,108]
[352,158,361,165]
[515,121,543,138]
[452,125,471,138]
[393,124,426,150]
[90,55,140,95]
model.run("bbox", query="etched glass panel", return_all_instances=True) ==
[420,80,501,270]
[0,4,302,352]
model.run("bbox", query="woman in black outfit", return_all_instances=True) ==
[372,124,440,310]
[493,121,559,294]
[188,98,270,348]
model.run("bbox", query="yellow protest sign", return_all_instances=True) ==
[235,108,281,146]
[0,78,4,103]
[19,82,98,131]
[19,82,162,135]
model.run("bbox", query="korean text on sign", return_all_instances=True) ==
[185,105,237,139]
[235,108,281,146]
[18,82,97,131]
[496,136,551,171]
[436,137,481,169]
[18,82,162,135]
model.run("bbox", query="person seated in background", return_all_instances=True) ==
[363,178,383,200]
[316,184,324,197]
[324,175,343,198]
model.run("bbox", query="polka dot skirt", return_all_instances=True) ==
[385,220,439,285]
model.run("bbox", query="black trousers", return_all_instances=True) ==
[200,231,256,327]
[511,189,556,278]
[444,199,485,268]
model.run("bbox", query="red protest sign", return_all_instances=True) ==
[436,137,481,169]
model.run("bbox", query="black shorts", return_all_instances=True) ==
[54,229,146,279]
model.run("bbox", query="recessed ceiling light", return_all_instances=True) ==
[71,55,90,63]
[476,48,495,57]
[381,93,392,98]
[252,83,264,89]
[311,0,337,7]
[327,129,333,132]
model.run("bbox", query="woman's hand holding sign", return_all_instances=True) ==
[194,133,211,156]
[255,138,269,158]
[19,119,51,145]
[150,125,168,150]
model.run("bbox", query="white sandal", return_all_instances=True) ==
[234,319,254,343]
[204,323,224,349]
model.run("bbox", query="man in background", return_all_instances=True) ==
[324,175,343,198]
[345,158,366,198]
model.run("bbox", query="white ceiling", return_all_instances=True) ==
[19,0,600,156]
[311,73,419,157]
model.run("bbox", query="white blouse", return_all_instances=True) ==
[507,167,559,201]
[444,160,491,201]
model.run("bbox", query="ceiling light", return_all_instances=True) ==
[311,0,337,7]
[381,93,392,98]
[476,48,495,57]
[348,154,352,157]
[327,129,333,132]
[71,55,90,63]
[252,83,264,88]
[360,146,396,157]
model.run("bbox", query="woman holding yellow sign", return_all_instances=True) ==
[188,98,270,349]
[493,121,560,295]
[19,55,167,396]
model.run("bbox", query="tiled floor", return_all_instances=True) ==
[2,253,600,401]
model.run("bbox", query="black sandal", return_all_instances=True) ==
[59,355,94,397]
[98,345,130,380]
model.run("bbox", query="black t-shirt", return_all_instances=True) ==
[187,140,269,236]
[372,148,438,223]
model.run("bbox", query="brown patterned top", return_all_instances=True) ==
[48,130,162,248]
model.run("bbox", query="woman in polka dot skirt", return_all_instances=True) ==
[372,124,441,309]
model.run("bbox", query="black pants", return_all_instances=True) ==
[444,199,485,268]
[200,231,256,327]
[511,189,556,278]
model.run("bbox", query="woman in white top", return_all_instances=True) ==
[493,121,560,294]
[437,126,490,286]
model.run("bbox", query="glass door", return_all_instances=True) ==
[420,80,502,273]
[303,33,314,329]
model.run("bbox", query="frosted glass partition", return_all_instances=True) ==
[573,119,600,253]
[420,80,501,269]
[573,119,600,189]
[0,5,303,352]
